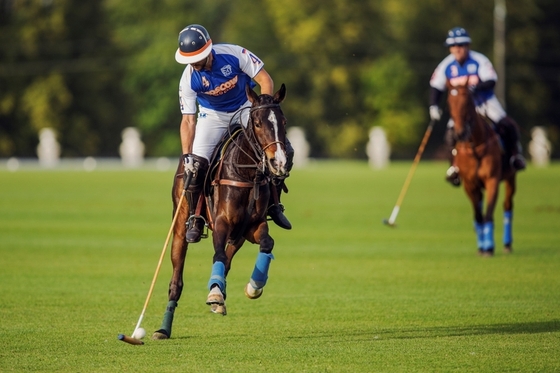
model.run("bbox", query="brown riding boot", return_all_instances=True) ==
[268,180,292,230]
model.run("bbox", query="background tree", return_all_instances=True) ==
[0,0,129,157]
[1,0,559,159]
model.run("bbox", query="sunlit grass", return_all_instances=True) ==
[0,161,559,372]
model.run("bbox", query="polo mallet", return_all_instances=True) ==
[383,120,435,227]
[118,171,192,345]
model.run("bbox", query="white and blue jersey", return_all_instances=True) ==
[179,44,263,114]
[430,50,498,106]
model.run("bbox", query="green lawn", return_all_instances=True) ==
[0,161,558,372]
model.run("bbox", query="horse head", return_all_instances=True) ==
[245,83,288,177]
[446,80,478,141]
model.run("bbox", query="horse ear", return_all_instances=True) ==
[273,83,286,104]
[246,83,259,104]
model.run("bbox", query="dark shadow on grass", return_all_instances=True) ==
[150,320,560,342]
[287,320,560,341]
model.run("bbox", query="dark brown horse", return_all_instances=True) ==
[152,84,289,339]
[446,81,517,256]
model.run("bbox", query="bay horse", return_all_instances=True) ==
[152,83,289,339]
[446,80,517,256]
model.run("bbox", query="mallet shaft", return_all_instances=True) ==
[384,120,435,226]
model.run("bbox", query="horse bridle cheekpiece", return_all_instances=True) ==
[246,103,284,169]
[450,87,473,142]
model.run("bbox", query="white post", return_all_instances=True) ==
[366,126,391,169]
[119,127,145,168]
[36,128,60,168]
[287,127,310,168]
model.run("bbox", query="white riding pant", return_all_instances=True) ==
[475,95,507,124]
[192,101,251,161]
[447,95,507,129]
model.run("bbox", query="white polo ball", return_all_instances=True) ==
[133,327,146,339]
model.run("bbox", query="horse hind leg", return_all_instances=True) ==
[153,170,188,339]
[503,175,517,254]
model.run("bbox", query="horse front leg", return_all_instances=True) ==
[206,216,229,315]
[480,178,500,256]
[244,221,274,300]
[464,183,485,253]
[503,174,517,253]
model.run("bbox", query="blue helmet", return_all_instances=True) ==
[444,27,472,47]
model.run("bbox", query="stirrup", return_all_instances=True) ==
[185,215,208,243]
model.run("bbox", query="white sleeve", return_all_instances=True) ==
[430,55,455,91]
[179,67,197,115]
[226,44,264,78]
[471,51,498,83]
[213,44,265,78]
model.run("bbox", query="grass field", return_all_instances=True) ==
[1,160,559,372]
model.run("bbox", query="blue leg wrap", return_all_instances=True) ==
[474,222,484,249]
[503,211,513,246]
[250,252,274,289]
[482,221,495,251]
[208,261,226,291]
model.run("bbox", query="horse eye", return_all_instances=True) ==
[254,120,262,128]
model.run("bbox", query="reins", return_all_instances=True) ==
[213,101,283,195]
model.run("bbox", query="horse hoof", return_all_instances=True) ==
[478,249,494,257]
[210,303,227,315]
[206,287,225,305]
[152,329,170,340]
[244,283,263,299]
[504,245,513,254]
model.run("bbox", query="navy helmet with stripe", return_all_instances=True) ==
[175,24,213,65]
[444,27,472,47]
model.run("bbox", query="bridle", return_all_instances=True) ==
[450,86,494,161]
[227,103,285,172]
[249,103,285,153]
[451,87,477,143]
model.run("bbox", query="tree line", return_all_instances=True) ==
[1,0,559,159]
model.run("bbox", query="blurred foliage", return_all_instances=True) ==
[1,0,559,158]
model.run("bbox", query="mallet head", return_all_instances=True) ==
[382,218,396,227]
[117,334,144,345]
